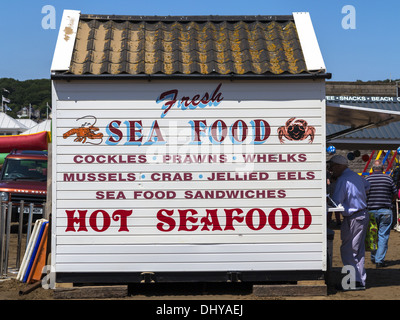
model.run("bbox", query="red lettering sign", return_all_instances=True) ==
[65,209,133,232]
[157,83,224,118]
[155,207,312,232]
[65,207,312,233]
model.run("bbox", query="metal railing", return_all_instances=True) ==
[0,200,46,278]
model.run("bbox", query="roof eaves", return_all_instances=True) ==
[51,72,332,81]
[293,12,326,73]
[51,10,81,73]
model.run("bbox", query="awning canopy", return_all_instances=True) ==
[326,102,400,145]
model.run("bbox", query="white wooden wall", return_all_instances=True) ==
[52,79,327,274]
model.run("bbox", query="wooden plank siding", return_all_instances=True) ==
[52,79,327,275]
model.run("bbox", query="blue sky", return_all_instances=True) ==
[1,0,399,81]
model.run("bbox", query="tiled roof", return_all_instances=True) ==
[65,15,313,77]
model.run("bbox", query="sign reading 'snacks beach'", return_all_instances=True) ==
[53,80,326,273]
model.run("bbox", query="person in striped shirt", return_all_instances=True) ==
[365,160,397,268]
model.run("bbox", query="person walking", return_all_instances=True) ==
[365,160,397,268]
[328,155,370,290]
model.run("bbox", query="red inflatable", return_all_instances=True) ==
[0,131,49,153]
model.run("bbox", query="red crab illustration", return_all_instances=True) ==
[277,117,315,144]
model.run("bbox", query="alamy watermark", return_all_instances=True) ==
[341,265,358,290]
[41,265,56,289]
[342,5,356,29]
[41,5,56,30]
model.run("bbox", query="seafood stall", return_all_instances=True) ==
[50,10,331,284]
